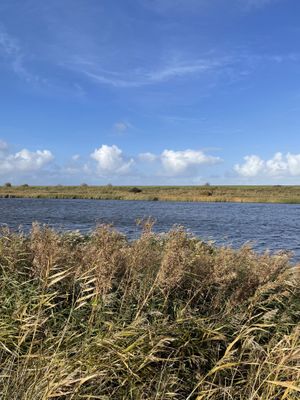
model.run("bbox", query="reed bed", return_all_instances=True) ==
[0,222,299,399]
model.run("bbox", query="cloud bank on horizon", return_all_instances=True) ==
[0,0,299,184]
[2,139,300,185]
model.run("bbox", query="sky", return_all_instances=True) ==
[1,0,300,185]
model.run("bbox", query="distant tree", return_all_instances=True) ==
[80,183,88,187]
[107,183,113,188]
[4,182,12,187]
[21,184,29,187]
[204,182,211,187]
[129,187,142,193]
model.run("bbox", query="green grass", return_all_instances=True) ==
[2,185,300,203]
[0,222,299,399]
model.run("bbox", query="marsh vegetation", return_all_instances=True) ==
[0,222,299,399]
[1,185,300,203]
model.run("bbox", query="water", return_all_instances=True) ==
[1,198,300,261]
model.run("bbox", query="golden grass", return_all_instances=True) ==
[2,185,300,203]
[0,223,299,399]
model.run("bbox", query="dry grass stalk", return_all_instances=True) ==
[0,224,299,399]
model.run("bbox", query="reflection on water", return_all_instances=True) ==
[1,198,300,260]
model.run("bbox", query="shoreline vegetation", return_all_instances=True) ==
[2,185,300,203]
[0,222,299,399]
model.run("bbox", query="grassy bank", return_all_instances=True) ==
[2,185,300,203]
[0,222,299,399]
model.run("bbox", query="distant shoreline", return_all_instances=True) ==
[1,185,300,204]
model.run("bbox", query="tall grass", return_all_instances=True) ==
[0,223,299,399]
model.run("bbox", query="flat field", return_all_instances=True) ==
[2,185,300,203]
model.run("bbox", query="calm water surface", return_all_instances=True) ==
[1,198,300,260]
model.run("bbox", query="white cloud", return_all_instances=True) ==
[142,0,281,15]
[0,26,31,81]
[139,148,222,176]
[241,0,279,10]
[0,140,8,157]
[0,148,54,175]
[234,155,264,177]
[140,0,210,15]
[113,121,131,133]
[138,152,157,162]
[161,149,221,175]
[265,152,287,176]
[67,56,230,88]
[235,152,300,178]
[89,145,220,179]
[0,141,221,183]
[146,60,219,82]
[90,144,134,175]
[286,153,300,176]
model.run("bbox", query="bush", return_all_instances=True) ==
[129,187,142,193]
[21,184,29,187]
[4,182,12,187]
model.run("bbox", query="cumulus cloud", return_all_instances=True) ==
[265,152,288,176]
[234,155,264,177]
[161,149,221,175]
[0,140,221,183]
[90,144,134,175]
[0,147,54,175]
[235,152,300,177]
[89,145,220,179]
[286,153,300,176]
[138,148,222,177]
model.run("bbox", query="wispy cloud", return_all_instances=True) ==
[146,59,222,82]
[241,0,282,10]
[113,121,131,134]
[141,0,282,14]
[0,25,44,84]
[0,25,34,81]
[138,152,158,162]
[60,45,300,90]
[0,26,27,77]
[63,56,232,88]
[140,0,210,15]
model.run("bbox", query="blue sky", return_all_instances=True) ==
[1,0,300,185]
